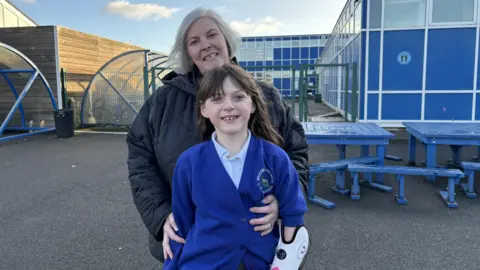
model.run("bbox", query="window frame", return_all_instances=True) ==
[428,0,477,26]
[383,0,427,29]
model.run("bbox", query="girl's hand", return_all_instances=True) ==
[162,213,185,260]
[249,195,279,236]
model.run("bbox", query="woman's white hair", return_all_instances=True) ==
[167,7,241,74]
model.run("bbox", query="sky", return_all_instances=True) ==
[10,0,347,54]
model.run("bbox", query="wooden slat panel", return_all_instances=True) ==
[56,26,145,102]
[0,26,58,128]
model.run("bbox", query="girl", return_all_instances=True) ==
[164,64,308,269]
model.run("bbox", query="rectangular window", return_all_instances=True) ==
[247,49,256,61]
[354,4,361,34]
[292,39,300,47]
[238,49,245,60]
[255,41,264,48]
[282,39,291,47]
[274,40,282,47]
[319,39,327,47]
[265,49,273,61]
[384,0,426,29]
[265,40,273,48]
[431,0,475,24]
[255,49,264,60]
[369,0,382,28]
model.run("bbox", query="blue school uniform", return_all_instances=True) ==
[163,131,308,270]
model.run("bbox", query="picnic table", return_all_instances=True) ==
[302,122,395,207]
[403,122,480,179]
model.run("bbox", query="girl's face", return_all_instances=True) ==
[186,16,230,74]
[200,76,256,138]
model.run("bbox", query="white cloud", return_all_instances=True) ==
[22,0,36,3]
[104,0,180,21]
[229,16,289,36]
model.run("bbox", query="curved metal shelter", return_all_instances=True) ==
[0,42,57,142]
[80,49,171,128]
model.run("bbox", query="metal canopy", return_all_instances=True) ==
[80,49,171,128]
[0,42,57,142]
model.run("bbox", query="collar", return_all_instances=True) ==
[211,130,251,161]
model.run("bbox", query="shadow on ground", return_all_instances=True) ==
[1,132,479,270]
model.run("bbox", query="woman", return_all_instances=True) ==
[125,7,309,263]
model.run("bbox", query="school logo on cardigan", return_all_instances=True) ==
[257,168,274,194]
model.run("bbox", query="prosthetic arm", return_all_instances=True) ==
[270,224,310,270]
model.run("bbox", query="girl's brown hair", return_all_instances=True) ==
[196,64,284,147]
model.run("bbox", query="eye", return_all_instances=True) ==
[208,32,218,38]
[234,94,246,101]
[211,95,223,102]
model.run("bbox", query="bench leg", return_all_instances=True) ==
[375,145,386,184]
[408,134,416,166]
[439,177,459,209]
[350,172,360,200]
[460,170,477,198]
[331,169,350,195]
[395,175,408,204]
[308,173,336,209]
[425,144,437,182]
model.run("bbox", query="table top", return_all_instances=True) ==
[403,122,480,139]
[301,122,394,139]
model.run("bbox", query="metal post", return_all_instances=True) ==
[343,65,350,122]
[151,69,156,93]
[351,63,359,122]
[291,67,295,111]
[298,65,304,122]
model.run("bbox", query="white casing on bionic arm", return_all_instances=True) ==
[270,224,310,270]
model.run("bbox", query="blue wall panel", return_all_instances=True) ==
[424,93,472,120]
[361,0,367,29]
[274,78,281,90]
[426,28,476,90]
[301,47,309,59]
[382,94,421,120]
[476,93,480,120]
[368,31,380,91]
[382,30,424,91]
[274,48,282,60]
[292,48,300,59]
[367,93,379,120]
[310,47,319,59]
[282,48,291,59]
[282,78,291,90]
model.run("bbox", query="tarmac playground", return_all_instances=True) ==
[1,131,480,270]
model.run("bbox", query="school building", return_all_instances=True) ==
[236,34,329,96]
[318,0,480,127]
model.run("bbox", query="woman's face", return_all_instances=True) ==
[185,16,230,74]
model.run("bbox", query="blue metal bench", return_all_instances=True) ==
[308,156,381,209]
[460,161,480,198]
[347,164,465,209]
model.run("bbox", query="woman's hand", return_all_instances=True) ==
[162,213,185,260]
[249,194,279,236]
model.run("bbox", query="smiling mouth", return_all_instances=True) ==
[221,115,238,121]
[203,53,218,61]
